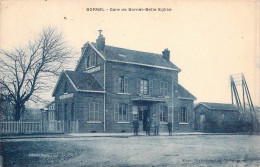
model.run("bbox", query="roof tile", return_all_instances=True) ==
[176,84,197,100]
[196,102,238,111]
[65,70,104,91]
[92,43,181,71]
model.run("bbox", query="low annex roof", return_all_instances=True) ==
[176,84,197,100]
[65,71,104,91]
[89,42,181,71]
[52,70,104,96]
[195,102,238,111]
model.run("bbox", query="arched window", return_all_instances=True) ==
[85,53,97,69]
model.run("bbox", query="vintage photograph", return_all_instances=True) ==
[0,0,260,166]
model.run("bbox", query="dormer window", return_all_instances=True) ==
[85,53,97,69]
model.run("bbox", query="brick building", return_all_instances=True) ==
[194,102,240,132]
[52,31,196,133]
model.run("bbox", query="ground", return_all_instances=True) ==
[0,134,260,167]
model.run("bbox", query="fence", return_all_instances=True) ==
[0,120,79,135]
[0,120,62,134]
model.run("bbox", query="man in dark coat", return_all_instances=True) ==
[153,119,160,136]
[167,122,173,135]
[133,119,139,136]
[145,119,151,136]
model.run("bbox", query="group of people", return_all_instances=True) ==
[133,119,173,136]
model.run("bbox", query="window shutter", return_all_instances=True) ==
[172,79,175,98]
[89,103,94,121]
[125,104,128,122]
[149,80,153,96]
[178,110,181,123]
[157,105,160,121]
[95,103,99,121]
[153,79,157,96]
[124,77,129,93]
[160,82,162,96]
[186,109,188,123]
[95,53,97,66]
[128,104,132,122]
[137,78,140,94]
[114,76,119,93]
[167,82,170,97]
[168,106,172,123]
[114,103,119,122]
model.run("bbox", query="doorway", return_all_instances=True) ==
[138,106,150,131]
[199,114,205,131]
[64,104,70,133]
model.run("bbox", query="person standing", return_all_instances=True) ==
[167,122,173,136]
[145,119,151,136]
[154,118,160,136]
[133,119,139,136]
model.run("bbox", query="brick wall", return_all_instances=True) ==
[194,105,240,132]
[53,45,195,133]
[173,99,194,132]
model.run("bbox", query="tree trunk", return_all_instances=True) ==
[14,105,22,121]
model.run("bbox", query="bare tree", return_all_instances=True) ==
[0,27,72,121]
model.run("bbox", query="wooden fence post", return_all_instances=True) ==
[19,120,21,134]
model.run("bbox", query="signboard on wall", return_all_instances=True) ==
[59,93,73,100]
[132,106,138,115]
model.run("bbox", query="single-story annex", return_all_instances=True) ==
[194,102,240,132]
[52,31,196,133]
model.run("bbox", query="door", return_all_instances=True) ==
[138,108,143,131]
[143,108,150,131]
[199,114,205,131]
[138,106,150,131]
[64,104,70,133]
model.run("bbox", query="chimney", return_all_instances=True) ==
[162,48,170,61]
[96,30,105,51]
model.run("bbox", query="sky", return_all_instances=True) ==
[0,0,259,107]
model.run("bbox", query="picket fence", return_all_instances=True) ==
[0,120,79,134]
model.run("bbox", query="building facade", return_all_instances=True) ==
[52,31,196,133]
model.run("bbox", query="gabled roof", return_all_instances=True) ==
[176,84,197,100]
[65,71,104,91]
[195,102,239,111]
[52,70,104,96]
[76,42,181,71]
[46,101,55,108]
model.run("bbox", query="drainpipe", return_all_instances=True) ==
[103,62,106,132]
[172,77,174,131]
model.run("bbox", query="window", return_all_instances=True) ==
[140,79,149,95]
[160,106,168,122]
[89,102,99,121]
[119,104,128,122]
[180,107,188,123]
[85,53,97,68]
[160,81,168,96]
[119,76,128,93]
[114,103,128,122]
[48,111,54,121]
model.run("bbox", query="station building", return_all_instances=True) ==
[52,31,196,133]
